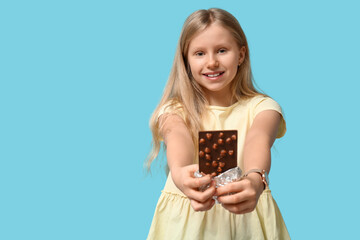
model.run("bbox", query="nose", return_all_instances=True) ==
[207,54,219,69]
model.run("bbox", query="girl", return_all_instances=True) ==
[146,8,290,240]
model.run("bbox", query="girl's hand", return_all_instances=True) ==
[215,173,264,214]
[171,164,216,212]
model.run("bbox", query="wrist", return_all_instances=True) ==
[243,169,269,190]
[170,166,182,182]
[246,173,265,192]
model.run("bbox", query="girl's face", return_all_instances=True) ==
[187,23,245,104]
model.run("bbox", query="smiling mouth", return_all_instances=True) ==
[203,72,225,77]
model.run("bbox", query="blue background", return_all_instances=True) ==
[1,0,359,239]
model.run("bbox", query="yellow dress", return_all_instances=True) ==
[147,96,290,240]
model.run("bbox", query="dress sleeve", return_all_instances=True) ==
[157,100,186,122]
[156,100,186,141]
[252,96,286,138]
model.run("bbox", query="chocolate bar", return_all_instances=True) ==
[198,130,237,176]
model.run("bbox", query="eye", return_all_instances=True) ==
[195,51,204,56]
[218,48,227,54]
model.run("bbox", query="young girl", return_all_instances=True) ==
[146,8,290,240]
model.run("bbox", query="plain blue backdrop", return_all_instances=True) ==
[1,0,359,239]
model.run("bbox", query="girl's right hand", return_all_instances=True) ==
[171,164,216,212]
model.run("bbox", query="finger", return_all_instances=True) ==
[215,181,244,197]
[187,184,216,203]
[183,164,212,186]
[184,174,212,189]
[222,200,255,214]
[217,191,247,205]
[190,198,216,212]
[218,182,258,205]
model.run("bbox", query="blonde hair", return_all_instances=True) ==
[146,8,264,169]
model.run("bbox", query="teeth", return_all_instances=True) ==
[207,73,221,77]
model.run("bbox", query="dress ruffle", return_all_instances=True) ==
[147,190,290,240]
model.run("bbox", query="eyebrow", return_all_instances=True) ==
[190,42,232,50]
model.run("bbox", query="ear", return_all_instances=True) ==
[238,46,246,65]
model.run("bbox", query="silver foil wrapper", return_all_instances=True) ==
[194,167,243,194]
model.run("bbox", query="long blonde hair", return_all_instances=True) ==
[146,8,263,169]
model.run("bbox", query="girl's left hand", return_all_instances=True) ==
[215,173,265,214]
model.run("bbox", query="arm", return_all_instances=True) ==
[243,109,280,173]
[159,114,216,211]
[216,110,281,214]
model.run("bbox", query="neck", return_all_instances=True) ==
[203,88,234,107]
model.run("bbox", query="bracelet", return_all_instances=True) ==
[243,169,269,189]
